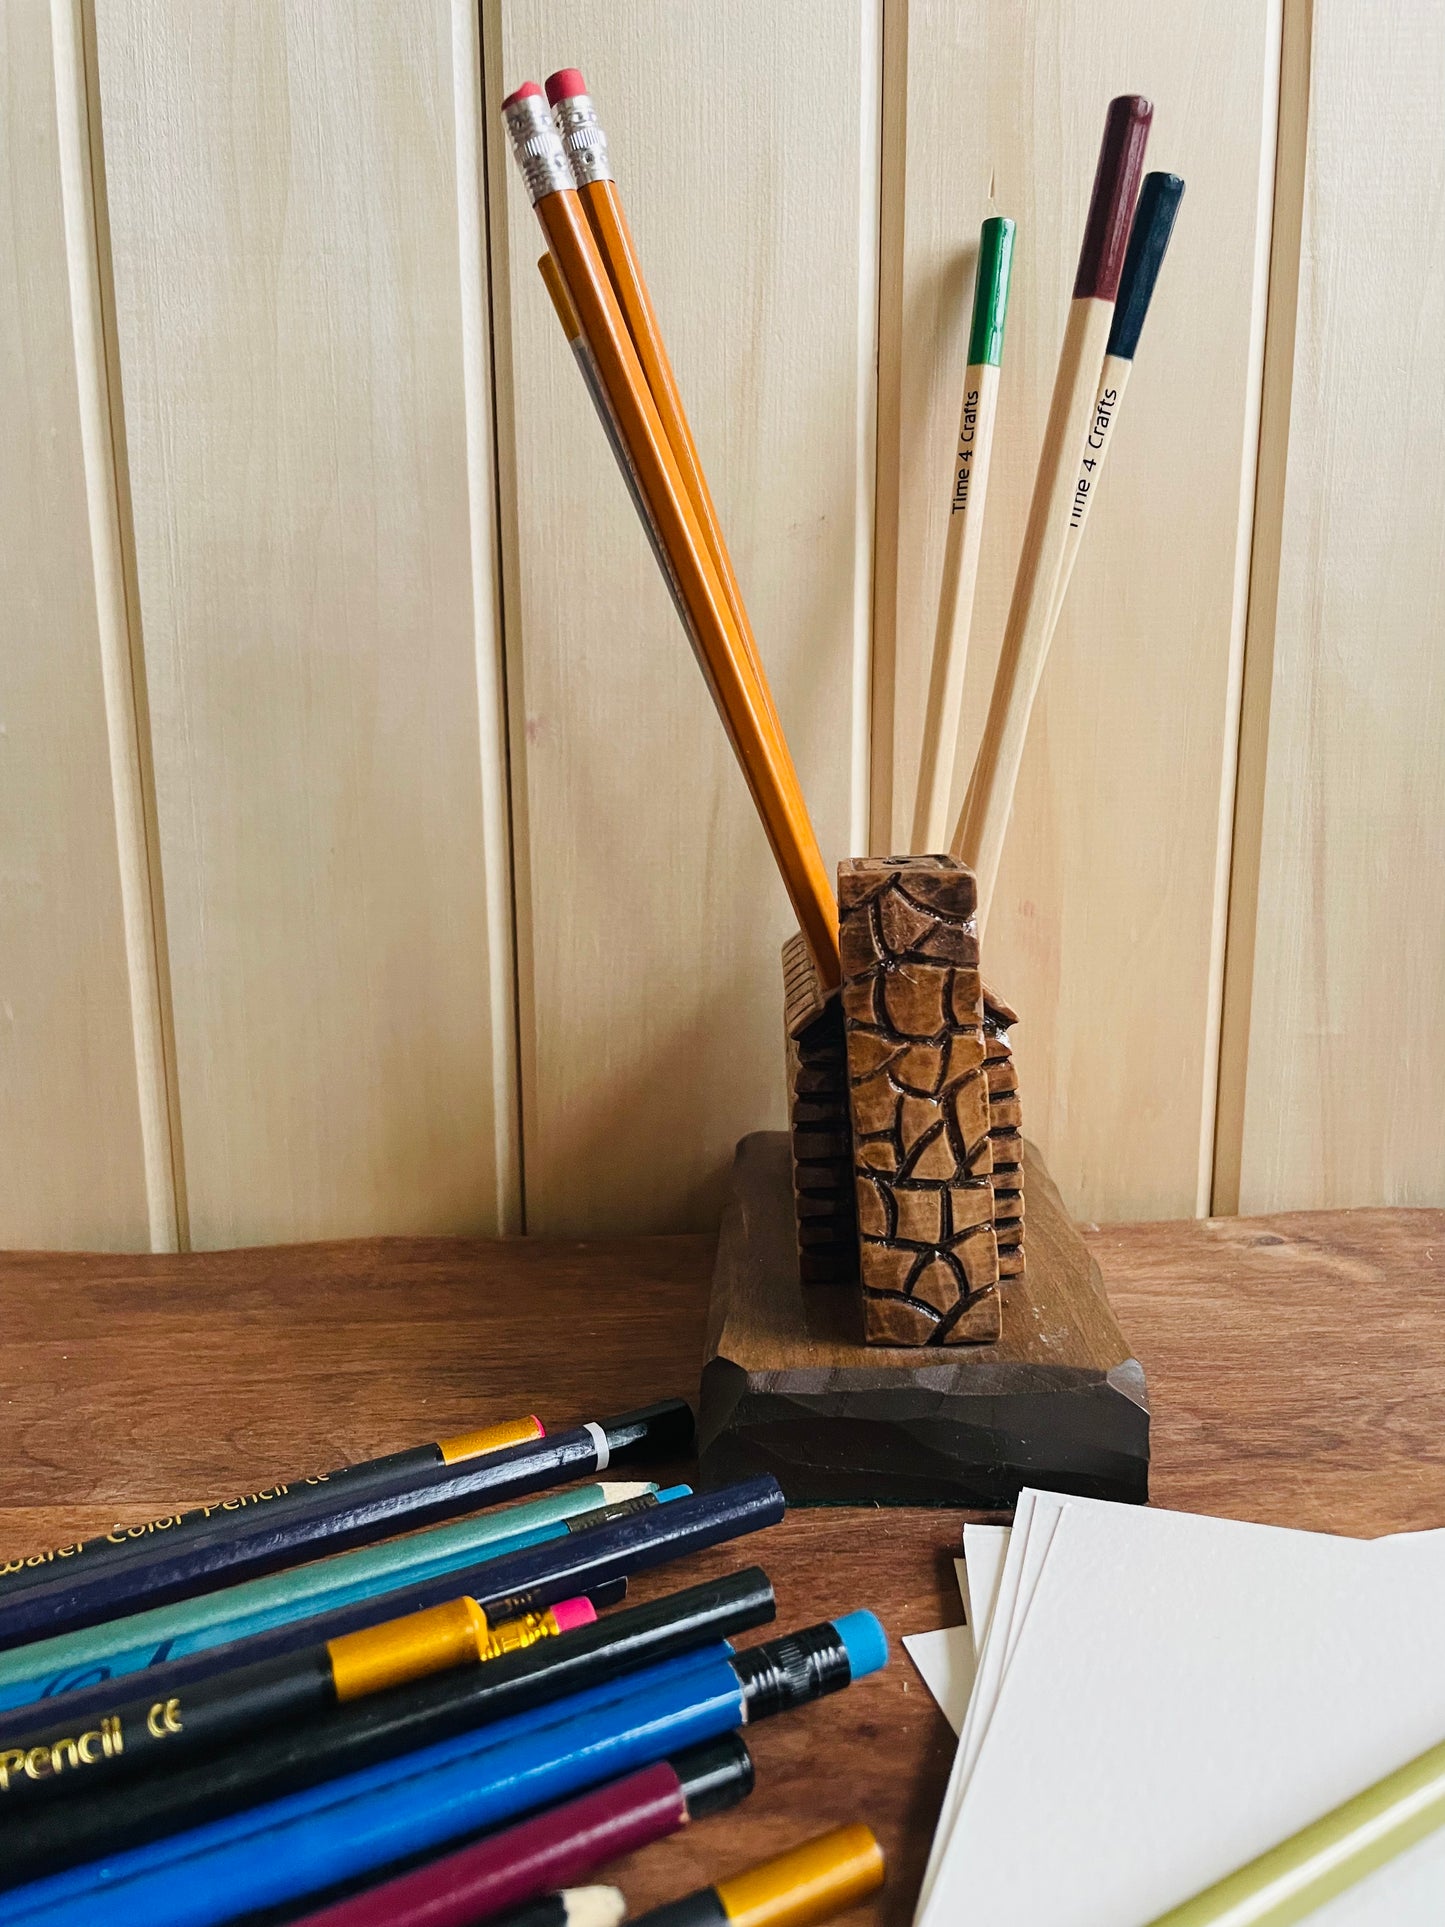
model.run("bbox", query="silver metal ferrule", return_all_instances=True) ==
[501,91,573,204]
[551,91,614,187]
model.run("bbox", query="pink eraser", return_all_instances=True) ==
[501,81,544,110]
[545,68,588,105]
[551,1595,598,1634]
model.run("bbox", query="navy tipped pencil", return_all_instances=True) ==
[0,1569,777,1882]
[0,1412,547,1602]
[0,1477,785,1742]
[0,1400,695,1651]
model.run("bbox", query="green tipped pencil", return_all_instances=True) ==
[1146,1734,1445,1927]
[913,214,1014,853]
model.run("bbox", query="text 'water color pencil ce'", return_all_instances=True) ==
[0,1398,694,1650]
[0,1482,669,1716]
[0,1411,544,1599]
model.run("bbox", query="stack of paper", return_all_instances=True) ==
[908,1493,1445,1925]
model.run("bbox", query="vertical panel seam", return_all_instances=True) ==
[451,0,524,1235]
[850,0,885,858]
[1210,0,1315,1215]
[867,0,909,854]
[50,0,188,1251]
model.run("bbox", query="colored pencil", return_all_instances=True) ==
[291,1736,754,1927]
[0,1481,664,1718]
[1145,1733,1445,1927]
[951,94,1151,925]
[0,1479,778,1749]
[546,69,788,752]
[912,215,1015,853]
[0,1558,779,1876]
[501,83,840,991]
[0,1592,595,1810]
[0,1414,543,1600]
[1,1614,887,1922]
[627,1823,885,1927]
[494,1890,625,1927]
[1048,172,1184,630]
[0,1398,695,1650]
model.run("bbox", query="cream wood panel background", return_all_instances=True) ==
[873,0,1280,1222]
[1218,0,1445,1213]
[0,0,152,1249]
[486,1,877,1234]
[89,0,518,1246]
[4,0,1445,1252]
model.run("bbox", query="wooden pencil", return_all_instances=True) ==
[545,69,787,750]
[502,83,840,988]
[536,252,693,637]
[1048,172,1184,632]
[912,215,1015,852]
[951,94,1152,927]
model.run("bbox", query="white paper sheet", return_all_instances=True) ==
[903,1624,977,1735]
[919,1503,1445,1927]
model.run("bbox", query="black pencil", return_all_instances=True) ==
[0,1477,783,1742]
[0,1412,544,1601]
[0,1592,596,1811]
[0,1399,695,1650]
[0,1567,776,1886]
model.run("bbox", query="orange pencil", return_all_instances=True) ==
[544,69,786,749]
[502,84,839,988]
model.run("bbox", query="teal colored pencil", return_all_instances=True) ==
[0,1480,656,1715]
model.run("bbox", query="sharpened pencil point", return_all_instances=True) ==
[562,1887,627,1927]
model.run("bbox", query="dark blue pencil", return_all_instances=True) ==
[0,1400,695,1650]
[0,1568,777,1882]
[0,1477,785,1740]
[3,1612,887,1925]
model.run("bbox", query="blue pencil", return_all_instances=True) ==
[0,1478,784,1739]
[0,1401,695,1651]
[0,1484,680,1718]
[1,1614,888,1926]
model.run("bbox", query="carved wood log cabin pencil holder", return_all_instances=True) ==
[699,849,1149,1508]
[503,81,1166,1513]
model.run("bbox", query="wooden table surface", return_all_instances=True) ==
[4,1200,1445,1922]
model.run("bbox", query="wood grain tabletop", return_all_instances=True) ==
[3,1200,1443,1922]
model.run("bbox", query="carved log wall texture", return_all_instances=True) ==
[984,990,1025,1277]
[837,857,1002,1345]
[782,933,856,1283]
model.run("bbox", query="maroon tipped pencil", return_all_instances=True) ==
[289,1737,754,1927]
[952,91,1152,917]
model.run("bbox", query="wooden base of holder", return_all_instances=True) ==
[699,1131,1149,1507]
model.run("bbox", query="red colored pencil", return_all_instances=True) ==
[289,1737,753,1927]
